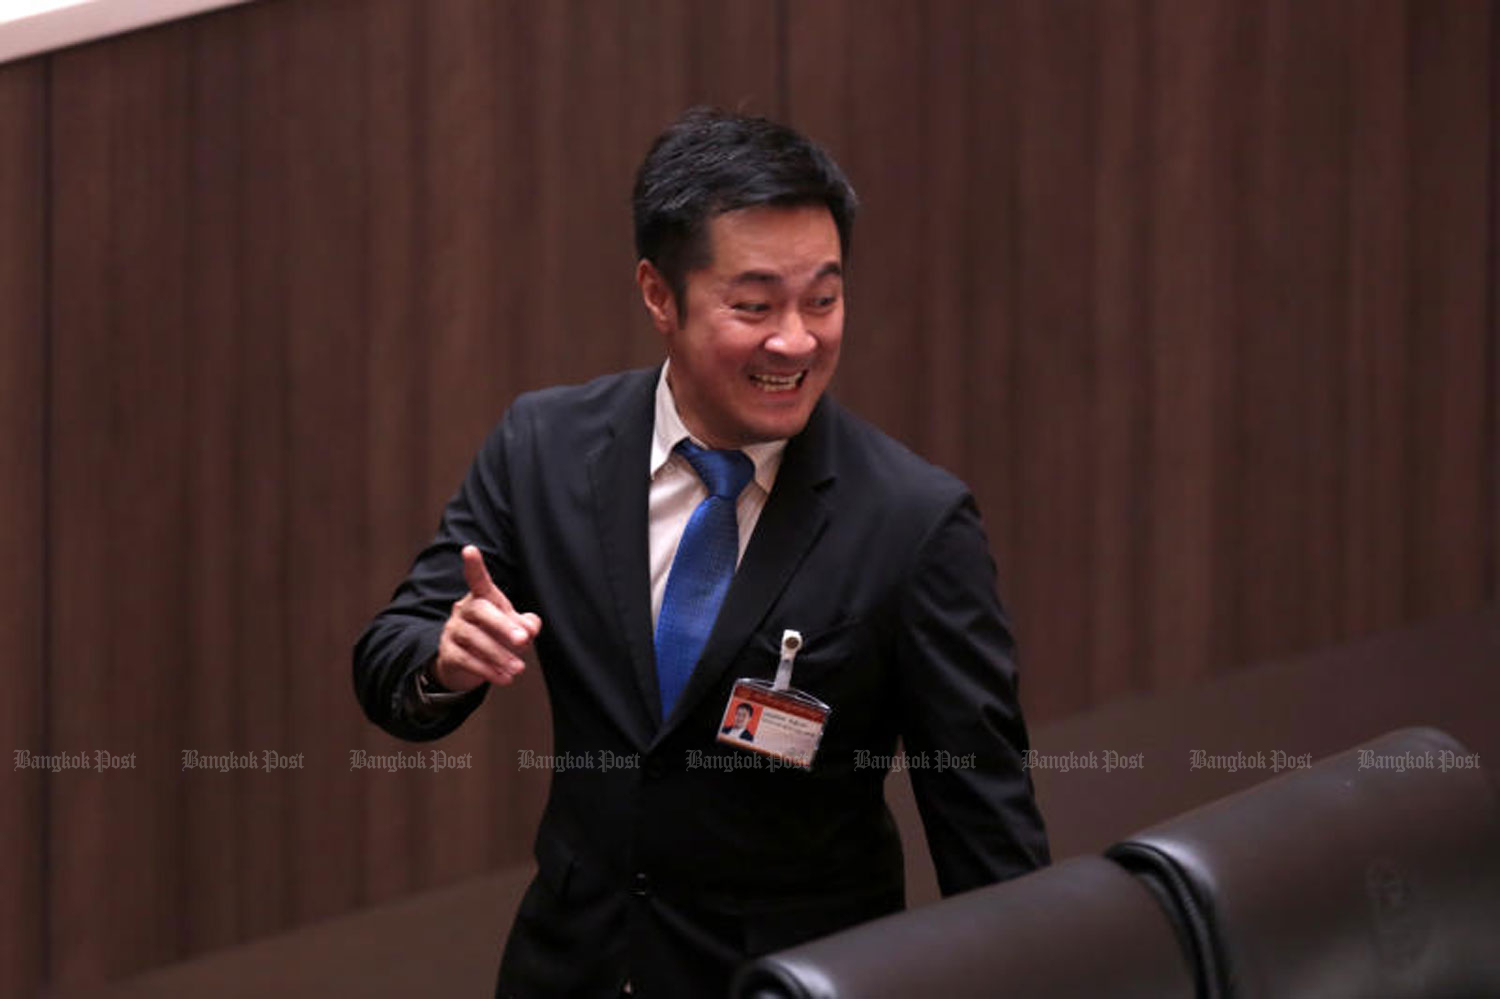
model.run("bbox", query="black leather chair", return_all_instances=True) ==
[731,855,1196,999]
[1108,727,1500,998]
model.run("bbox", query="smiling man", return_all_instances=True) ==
[354,108,1049,999]
[637,201,844,448]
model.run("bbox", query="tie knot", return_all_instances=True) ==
[676,440,754,501]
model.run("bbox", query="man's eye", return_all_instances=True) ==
[733,302,771,315]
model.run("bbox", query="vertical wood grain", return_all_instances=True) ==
[1220,0,1350,666]
[0,55,47,999]
[178,6,247,954]
[47,39,113,987]
[1343,0,1413,635]
[1493,0,1500,605]
[915,0,973,478]
[1143,0,1225,688]
[49,26,193,985]
[1406,0,1492,618]
[1011,0,1102,715]
[411,0,509,889]
[231,0,293,944]
[1090,0,1151,694]
[280,0,369,926]
[960,0,1023,599]
[358,0,430,907]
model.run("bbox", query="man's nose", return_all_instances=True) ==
[767,311,817,357]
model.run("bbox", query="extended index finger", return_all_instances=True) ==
[461,545,513,611]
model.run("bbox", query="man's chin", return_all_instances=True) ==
[702,389,824,446]
[742,411,814,444]
[704,415,807,448]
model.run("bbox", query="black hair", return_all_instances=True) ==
[632,107,859,312]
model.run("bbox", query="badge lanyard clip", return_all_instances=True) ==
[773,630,802,691]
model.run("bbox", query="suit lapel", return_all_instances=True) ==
[655,400,837,741]
[587,371,663,737]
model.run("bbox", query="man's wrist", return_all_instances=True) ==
[414,659,468,706]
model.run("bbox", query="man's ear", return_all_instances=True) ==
[636,259,678,334]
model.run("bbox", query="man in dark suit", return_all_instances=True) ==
[720,702,756,742]
[354,108,1048,998]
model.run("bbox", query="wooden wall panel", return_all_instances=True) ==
[1012,0,1106,713]
[1343,0,1414,633]
[179,3,246,957]
[1219,0,1348,665]
[49,26,193,987]
[961,0,1025,634]
[358,0,430,908]
[422,0,529,893]
[46,41,111,988]
[1407,0,1493,617]
[1089,0,1152,695]
[281,0,370,928]
[0,55,47,999]
[1139,0,1228,692]
[232,2,295,945]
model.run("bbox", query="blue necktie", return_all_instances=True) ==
[655,441,754,718]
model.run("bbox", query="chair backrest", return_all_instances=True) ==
[732,855,1196,999]
[1108,726,1500,999]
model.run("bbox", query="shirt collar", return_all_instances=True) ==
[650,361,786,493]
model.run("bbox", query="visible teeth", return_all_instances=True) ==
[751,372,802,390]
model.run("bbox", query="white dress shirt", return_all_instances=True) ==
[648,362,786,629]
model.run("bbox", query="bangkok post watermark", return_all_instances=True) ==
[515,750,638,772]
[688,749,808,772]
[854,750,980,772]
[1023,750,1145,773]
[181,750,305,772]
[1189,749,1312,774]
[1357,748,1480,773]
[14,750,137,773]
[349,749,473,772]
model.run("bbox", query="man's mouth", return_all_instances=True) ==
[749,371,806,393]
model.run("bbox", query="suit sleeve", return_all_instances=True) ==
[895,494,1050,895]
[352,413,526,742]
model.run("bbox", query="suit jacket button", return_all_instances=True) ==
[630,872,650,896]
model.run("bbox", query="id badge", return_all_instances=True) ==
[716,630,830,769]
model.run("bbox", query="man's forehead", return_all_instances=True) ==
[702,204,843,281]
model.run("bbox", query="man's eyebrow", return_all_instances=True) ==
[727,270,783,287]
[727,262,843,286]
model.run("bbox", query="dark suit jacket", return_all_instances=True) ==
[354,366,1048,998]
